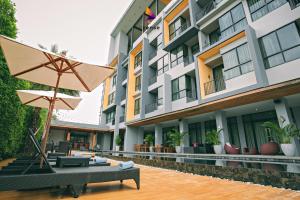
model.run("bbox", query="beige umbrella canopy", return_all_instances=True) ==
[0,35,114,156]
[17,90,82,110]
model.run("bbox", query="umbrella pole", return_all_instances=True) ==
[40,73,62,167]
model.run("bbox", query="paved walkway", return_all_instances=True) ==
[0,159,299,200]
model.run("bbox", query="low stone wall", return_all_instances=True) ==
[107,155,300,190]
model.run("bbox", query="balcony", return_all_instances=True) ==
[149,76,157,86]
[186,90,197,102]
[196,0,222,22]
[149,50,157,61]
[204,78,226,96]
[119,116,125,123]
[145,99,163,114]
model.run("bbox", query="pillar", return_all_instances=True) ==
[102,134,111,151]
[215,111,229,152]
[274,98,300,156]
[124,126,139,152]
[179,119,189,147]
[155,124,163,145]
[66,130,71,141]
[237,116,247,149]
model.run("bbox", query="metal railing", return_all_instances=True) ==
[204,78,226,96]
[149,76,157,86]
[145,99,163,114]
[186,90,197,102]
[119,116,125,123]
[196,0,222,21]
[169,23,188,41]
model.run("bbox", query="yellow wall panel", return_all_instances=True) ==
[102,77,111,110]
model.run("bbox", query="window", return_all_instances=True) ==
[157,54,169,75]
[209,28,221,46]
[218,4,247,39]
[222,43,254,80]
[247,0,287,21]
[172,75,194,101]
[157,34,163,50]
[170,45,187,68]
[157,86,163,106]
[135,75,141,91]
[134,98,141,115]
[112,74,117,87]
[134,51,142,69]
[106,110,115,124]
[169,17,187,40]
[108,92,115,105]
[259,22,300,69]
[289,0,300,8]
[191,43,200,62]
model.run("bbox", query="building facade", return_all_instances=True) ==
[100,0,300,155]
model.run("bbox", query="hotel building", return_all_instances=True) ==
[99,0,300,154]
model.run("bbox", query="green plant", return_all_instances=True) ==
[115,135,122,146]
[205,129,222,145]
[167,129,187,147]
[144,134,154,146]
[262,121,300,144]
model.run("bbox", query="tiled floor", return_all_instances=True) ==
[0,159,299,200]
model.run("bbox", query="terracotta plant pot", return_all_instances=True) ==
[260,142,280,155]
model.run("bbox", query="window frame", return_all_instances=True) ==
[171,75,193,101]
[157,54,169,75]
[223,43,253,80]
[108,92,115,105]
[135,75,141,91]
[169,16,187,41]
[134,98,141,115]
[259,22,300,69]
[170,45,187,68]
[134,51,143,69]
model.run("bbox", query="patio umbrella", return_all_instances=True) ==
[17,90,82,110]
[0,35,114,155]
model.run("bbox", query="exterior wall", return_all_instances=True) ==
[48,129,66,145]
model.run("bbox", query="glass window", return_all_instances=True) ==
[170,45,187,68]
[169,17,187,40]
[135,75,141,91]
[218,4,246,39]
[134,51,142,69]
[260,22,300,68]
[171,75,195,101]
[108,92,115,105]
[247,0,287,21]
[112,74,117,87]
[134,98,140,115]
[157,86,163,106]
[106,110,115,124]
[223,43,254,80]
[157,54,169,75]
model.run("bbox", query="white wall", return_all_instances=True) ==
[48,129,66,145]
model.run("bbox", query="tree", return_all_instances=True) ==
[0,0,31,159]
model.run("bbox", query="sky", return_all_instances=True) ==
[13,0,132,125]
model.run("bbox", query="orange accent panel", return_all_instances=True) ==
[163,0,189,45]
[102,76,111,110]
[126,42,143,122]
[198,58,213,98]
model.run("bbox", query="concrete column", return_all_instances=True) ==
[179,119,189,147]
[274,98,300,156]
[215,111,229,151]
[155,125,163,145]
[292,107,300,129]
[66,130,71,141]
[137,127,144,144]
[124,126,139,152]
[237,116,247,149]
[163,73,172,113]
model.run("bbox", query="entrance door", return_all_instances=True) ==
[212,65,225,92]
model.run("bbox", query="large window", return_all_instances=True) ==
[222,43,254,80]
[172,75,194,101]
[157,86,163,106]
[218,4,247,39]
[157,34,163,50]
[170,45,187,68]
[247,0,287,21]
[106,110,115,124]
[134,98,141,115]
[157,54,169,75]
[134,51,142,69]
[135,75,141,91]
[108,92,115,105]
[259,22,300,69]
[169,17,187,40]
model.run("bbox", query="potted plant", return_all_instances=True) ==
[144,134,154,152]
[167,129,187,153]
[115,135,122,151]
[205,129,223,154]
[262,121,300,156]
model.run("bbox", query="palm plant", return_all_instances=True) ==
[144,134,154,146]
[262,121,300,144]
[115,135,122,146]
[167,129,187,147]
[205,129,222,145]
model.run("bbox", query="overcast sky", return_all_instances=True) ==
[13,0,132,124]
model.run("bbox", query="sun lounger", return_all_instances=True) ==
[0,129,139,198]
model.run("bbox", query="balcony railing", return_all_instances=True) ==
[169,23,188,41]
[204,77,225,96]
[186,90,197,102]
[196,0,222,21]
[119,116,125,123]
[149,76,157,86]
[145,98,163,114]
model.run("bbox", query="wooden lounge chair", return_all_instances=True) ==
[0,129,140,198]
